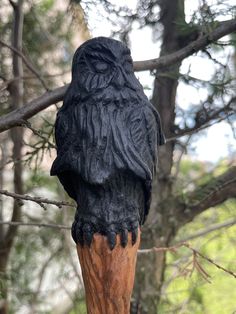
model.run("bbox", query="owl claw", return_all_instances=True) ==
[84,232,93,246]
[83,224,93,246]
[72,221,84,246]
[131,228,138,245]
[107,231,117,250]
[120,229,128,247]
[72,218,140,249]
[131,221,139,245]
[77,229,84,246]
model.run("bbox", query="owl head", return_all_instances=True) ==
[70,37,143,99]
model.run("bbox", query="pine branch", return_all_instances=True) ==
[165,166,236,227]
[183,166,236,221]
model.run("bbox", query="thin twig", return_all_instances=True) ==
[184,243,236,279]
[134,19,236,71]
[166,112,235,143]
[0,221,70,230]
[138,242,236,280]
[0,189,74,208]
[0,39,49,91]
[0,19,236,134]
[0,84,67,133]
[176,218,236,243]
[23,121,56,149]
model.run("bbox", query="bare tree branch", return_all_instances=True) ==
[0,220,70,230]
[138,242,236,280]
[170,97,236,141]
[0,189,74,208]
[0,19,236,134]
[2,217,235,243]
[176,218,236,243]
[0,39,48,90]
[166,113,234,143]
[0,84,68,133]
[24,121,56,149]
[134,19,236,71]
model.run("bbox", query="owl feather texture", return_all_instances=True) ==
[51,37,165,250]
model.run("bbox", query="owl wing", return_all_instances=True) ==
[152,105,166,146]
[51,103,78,201]
[112,104,158,180]
[109,103,162,221]
[129,105,159,220]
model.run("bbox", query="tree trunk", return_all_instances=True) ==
[131,1,186,313]
[0,1,24,313]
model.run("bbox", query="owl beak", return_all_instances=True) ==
[111,66,138,91]
[119,66,139,91]
[112,68,124,89]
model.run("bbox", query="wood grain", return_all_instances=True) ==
[77,230,140,314]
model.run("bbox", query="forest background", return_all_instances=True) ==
[0,0,236,313]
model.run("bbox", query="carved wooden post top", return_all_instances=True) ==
[77,230,141,314]
[51,37,165,314]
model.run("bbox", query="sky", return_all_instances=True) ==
[86,0,236,163]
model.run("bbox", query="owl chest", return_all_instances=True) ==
[74,104,123,150]
[71,103,150,168]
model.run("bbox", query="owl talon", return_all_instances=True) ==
[131,228,138,245]
[107,231,117,250]
[84,232,93,246]
[77,229,84,246]
[131,221,139,245]
[72,221,84,246]
[83,224,93,247]
[121,229,128,247]
[71,221,77,243]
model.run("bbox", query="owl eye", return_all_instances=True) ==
[92,61,109,73]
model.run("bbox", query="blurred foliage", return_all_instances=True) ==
[4,159,235,313]
[0,0,235,313]
[69,299,87,314]
[161,199,236,314]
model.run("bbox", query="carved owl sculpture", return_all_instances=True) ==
[51,37,165,249]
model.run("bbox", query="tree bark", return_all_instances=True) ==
[132,1,186,313]
[0,1,24,313]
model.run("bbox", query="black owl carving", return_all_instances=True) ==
[51,37,165,249]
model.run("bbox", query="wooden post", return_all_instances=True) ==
[77,230,141,314]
